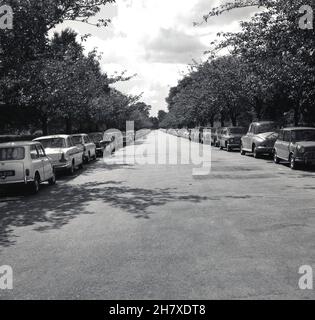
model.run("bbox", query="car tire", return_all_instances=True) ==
[48,173,56,185]
[78,162,84,170]
[227,145,232,152]
[30,174,40,194]
[240,144,246,155]
[68,162,75,175]
[274,151,280,164]
[289,154,298,170]
[253,146,260,158]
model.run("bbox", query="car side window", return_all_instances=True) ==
[84,136,89,144]
[249,125,254,134]
[67,138,73,147]
[30,146,39,160]
[36,145,46,157]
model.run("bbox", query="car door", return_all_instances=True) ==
[243,125,254,150]
[30,145,45,181]
[275,130,284,159]
[282,131,291,161]
[69,137,82,165]
[84,135,95,157]
[36,144,53,180]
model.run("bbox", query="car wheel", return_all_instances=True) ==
[253,146,260,158]
[30,174,40,194]
[48,172,56,185]
[68,162,75,175]
[240,144,246,155]
[227,145,232,152]
[289,154,298,170]
[274,151,280,164]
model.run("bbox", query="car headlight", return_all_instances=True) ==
[297,145,305,154]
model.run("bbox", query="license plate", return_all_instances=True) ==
[0,171,15,178]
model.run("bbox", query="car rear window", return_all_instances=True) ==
[0,147,25,161]
[72,136,83,145]
[37,138,66,148]
[229,128,247,134]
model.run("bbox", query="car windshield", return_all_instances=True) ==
[71,136,83,145]
[38,138,66,148]
[292,130,315,142]
[256,123,277,134]
[89,133,103,142]
[0,147,25,161]
[229,128,247,134]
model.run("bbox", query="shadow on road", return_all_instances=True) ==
[0,179,209,248]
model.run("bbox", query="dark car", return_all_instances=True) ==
[218,127,247,151]
[241,121,279,158]
[274,127,315,170]
[88,132,112,157]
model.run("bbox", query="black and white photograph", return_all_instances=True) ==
[0,0,315,307]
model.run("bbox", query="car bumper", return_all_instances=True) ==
[256,146,274,155]
[53,162,72,171]
[296,157,315,165]
[227,143,241,149]
[0,177,34,186]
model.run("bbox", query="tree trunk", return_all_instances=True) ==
[220,114,225,127]
[231,117,237,127]
[294,107,300,126]
[66,118,72,134]
[41,116,48,136]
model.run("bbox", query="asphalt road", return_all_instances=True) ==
[1,131,315,299]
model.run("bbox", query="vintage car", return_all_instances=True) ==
[201,128,215,145]
[241,121,279,158]
[274,127,315,170]
[34,135,83,175]
[0,141,56,194]
[71,134,97,163]
[88,132,114,157]
[218,127,247,151]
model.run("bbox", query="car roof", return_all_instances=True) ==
[282,127,315,131]
[252,121,276,125]
[0,141,41,148]
[71,133,87,136]
[34,135,69,140]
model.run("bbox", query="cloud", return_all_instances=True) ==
[54,0,260,116]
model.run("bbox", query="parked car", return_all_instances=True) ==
[274,127,315,170]
[214,128,224,147]
[0,141,56,194]
[201,128,215,145]
[34,135,84,175]
[71,134,96,163]
[241,121,279,158]
[88,132,113,157]
[218,127,247,151]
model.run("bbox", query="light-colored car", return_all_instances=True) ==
[0,141,56,194]
[34,135,84,175]
[201,128,215,145]
[241,121,279,158]
[218,127,247,151]
[214,128,224,147]
[71,134,97,163]
[274,127,315,170]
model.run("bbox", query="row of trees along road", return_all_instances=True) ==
[162,0,315,129]
[0,0,153,135]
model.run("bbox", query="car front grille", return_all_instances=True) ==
[304,152,315,160]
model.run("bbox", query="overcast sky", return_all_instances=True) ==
[54,0,258,116]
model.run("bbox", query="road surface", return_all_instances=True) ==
[1,131,315,299]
